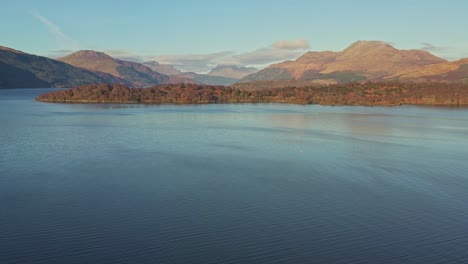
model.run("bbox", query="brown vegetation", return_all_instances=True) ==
[36,82,468,106]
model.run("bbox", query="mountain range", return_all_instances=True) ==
[0,47,251,89]
[1,41,467,89]
[241,41,468,84]
[58,51,255,86]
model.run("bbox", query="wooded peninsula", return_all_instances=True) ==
[36,82,468,106]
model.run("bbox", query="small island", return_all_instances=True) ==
[36,82,468,106]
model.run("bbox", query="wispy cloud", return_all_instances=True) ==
[154,51,236,72]
[31,10,79,50]
[420,42,450,53]
[272,39,310,50]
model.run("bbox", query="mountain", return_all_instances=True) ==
[387,58,468,83]
[142,61,182,75]
[0,46,128,89]
[207,65,258,79]
[241,41,448,83]
[59,51,170,87]
[173,72,239,85]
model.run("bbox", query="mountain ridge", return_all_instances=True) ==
[241,41,452,83]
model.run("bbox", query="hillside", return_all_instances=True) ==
[387,58,468,83]
[0,46,128,89]
[59,51,170,87]
[241,41,448,83]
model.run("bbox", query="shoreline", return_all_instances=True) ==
[35,98,468,107]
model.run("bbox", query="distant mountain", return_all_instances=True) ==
[207,65,258,79]
[387,58,468,83]
[174,72,239,85]
[241,41,448,84]
[0,46,128,89]
[142,61,182,76]
[59,51,239,86]
[59,51,170,87]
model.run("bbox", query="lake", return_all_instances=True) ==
[1,88,468,264]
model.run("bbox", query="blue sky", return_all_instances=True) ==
[2,0,468,72]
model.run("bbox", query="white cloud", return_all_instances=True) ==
[106,39,310,72]
[153,51,236,72]
[272,39,310,50]
[234,48,304,65]
[31,11,79,50]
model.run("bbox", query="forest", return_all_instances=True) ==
[36,82,468,106]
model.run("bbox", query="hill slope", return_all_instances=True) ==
[0,46,128,89]
[387,58,468,83]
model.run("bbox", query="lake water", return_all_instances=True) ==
[1,88,468,264]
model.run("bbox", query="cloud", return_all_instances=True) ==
[49,49,75,54]
[31,11,78,50]
[419,42,468,60]
[272,39,310,50]
[420,42,450,53]
[103,50,147,62]
[234,48,305,65]
[105,50,133,56]
[100,39,310,72]
[166,39,309,71]
[154,51,236,72]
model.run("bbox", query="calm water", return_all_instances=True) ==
[1,89,468,264]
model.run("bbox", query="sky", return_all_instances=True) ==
[1,0,468,72]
